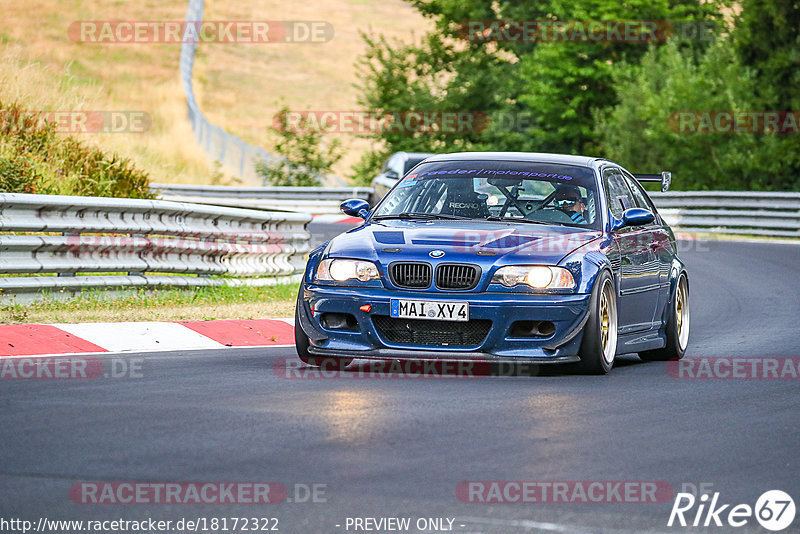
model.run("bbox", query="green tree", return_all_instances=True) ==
[355,0,722,173]
[734,0,800,181]
[596,39,796,190]
[513,0,721,154]
[596,0,800,191]
[258,106,343,187]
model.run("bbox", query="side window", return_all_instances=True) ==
[622,172,656,212]
[604,170,636,219]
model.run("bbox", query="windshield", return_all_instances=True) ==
[372,160,601,229]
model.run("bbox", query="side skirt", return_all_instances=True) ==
[616,329,666,355]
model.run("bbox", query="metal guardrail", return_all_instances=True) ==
[0,193,311,296]
[151,184,373,214]
[652,191,800,238]
[152,184,373,200]
[180,0,273,183]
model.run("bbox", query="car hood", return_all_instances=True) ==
[326,219,601,267]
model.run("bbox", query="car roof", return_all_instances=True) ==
[395,151,435,159]
[423,151,611,168]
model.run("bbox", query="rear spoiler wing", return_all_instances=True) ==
[633,172,671,192]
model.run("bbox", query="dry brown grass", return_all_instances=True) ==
[0,0,430,185]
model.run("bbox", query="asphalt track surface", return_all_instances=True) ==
[2,231,799,533]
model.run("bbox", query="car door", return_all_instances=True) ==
[604,168,660,334]
[621,170,673,327]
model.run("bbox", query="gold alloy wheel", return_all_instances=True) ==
[676,276,690,351]
[599,280,618,365]
[600,292,610,350]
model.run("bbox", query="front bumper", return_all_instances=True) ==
[298,284,591,363]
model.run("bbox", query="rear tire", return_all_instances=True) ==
[576,271,617,375]
[294,290,352,368]
[639,273,689,361]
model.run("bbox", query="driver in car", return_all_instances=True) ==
[554,185,587,224]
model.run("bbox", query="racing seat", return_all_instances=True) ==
[439,188,490,219]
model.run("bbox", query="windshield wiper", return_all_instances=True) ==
[373,212,469,221]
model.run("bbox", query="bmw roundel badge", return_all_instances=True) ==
[429,250,445,258]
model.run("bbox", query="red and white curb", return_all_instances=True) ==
[0,318,295,358]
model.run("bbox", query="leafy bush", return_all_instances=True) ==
[0,101,154,198]
[596,39,798,191]
[0,153,39,193]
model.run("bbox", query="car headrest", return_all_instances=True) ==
[441,188,489,218]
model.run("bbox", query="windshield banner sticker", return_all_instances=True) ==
[414,168,574,180]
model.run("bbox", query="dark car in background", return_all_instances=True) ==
[370,151,433,203]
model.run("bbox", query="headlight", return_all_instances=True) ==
[491,265,575,290]
[316,259,380,283]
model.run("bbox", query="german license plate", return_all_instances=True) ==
[390,299,469,322]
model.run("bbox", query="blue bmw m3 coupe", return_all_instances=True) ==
[295,152,690,374]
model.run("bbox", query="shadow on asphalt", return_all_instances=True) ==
[280,354,650,379]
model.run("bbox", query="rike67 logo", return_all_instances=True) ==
[668,490,795,531]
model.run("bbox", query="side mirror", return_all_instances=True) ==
[384,169,399,180]
[612,208,655,230]
[340,198,371,219]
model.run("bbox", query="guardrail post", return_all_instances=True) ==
[57,231,78,278]
[128,232,146,276]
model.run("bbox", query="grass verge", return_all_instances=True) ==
[0,283,299,324]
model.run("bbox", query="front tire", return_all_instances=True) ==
[294,290,352,368]
[639,273,689,361]
[577,271,618,375]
